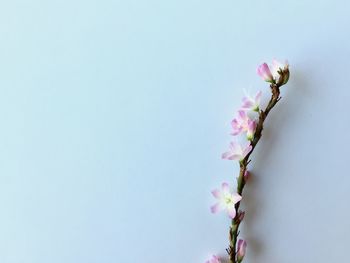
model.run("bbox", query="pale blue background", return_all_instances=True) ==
[0,0,349,262]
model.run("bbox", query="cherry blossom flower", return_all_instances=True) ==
[257,63,274,83]
[222,141,252,161]
[205,255,221,263]
[231,111,257,138]
[211,182,242,218]
[231,111,250,136]
[241,91,262,112]
[237,239,247,262]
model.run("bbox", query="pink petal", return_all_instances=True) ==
[231,120,243,135]
[242,96,253,106]
[230,130,242,136]
[248,120,256,133]
[230,154,242,160]
[229,141,239,151]
[211,189,221,198]
[231,119,239,128]
[242,144,253,158]
[210,203,221,214]
[221,182,229,193]
[231,193,242,203]
[255,90,262,103]
[221,151,233,160]
[222,142,243,160]
[226,205,236,219]
[238,110,246,119]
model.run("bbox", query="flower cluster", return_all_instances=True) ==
[222,92,260,160]
[257,59,289,85]
[206,59,289,263]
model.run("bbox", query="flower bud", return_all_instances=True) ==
[257,63,274,83]
[237,239,247,263]
[246,120,256,141]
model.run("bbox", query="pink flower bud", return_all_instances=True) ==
[257,63,274,83]
[246,120,256,141]
[237,239,247,262]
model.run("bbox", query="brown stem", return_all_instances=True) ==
[228,82,282,263]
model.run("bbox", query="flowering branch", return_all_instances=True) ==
[207,60,290,263]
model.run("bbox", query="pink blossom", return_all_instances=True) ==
[231,111,250,136]
[237,239,247,262]
[231,111,257,138]
[257,63,274,83]
[246,120,256,141]
[211,182,242,218]
[271,59,289,79]
[241,91,262,112]
[222,141,252,161]
[205,255,221,263]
